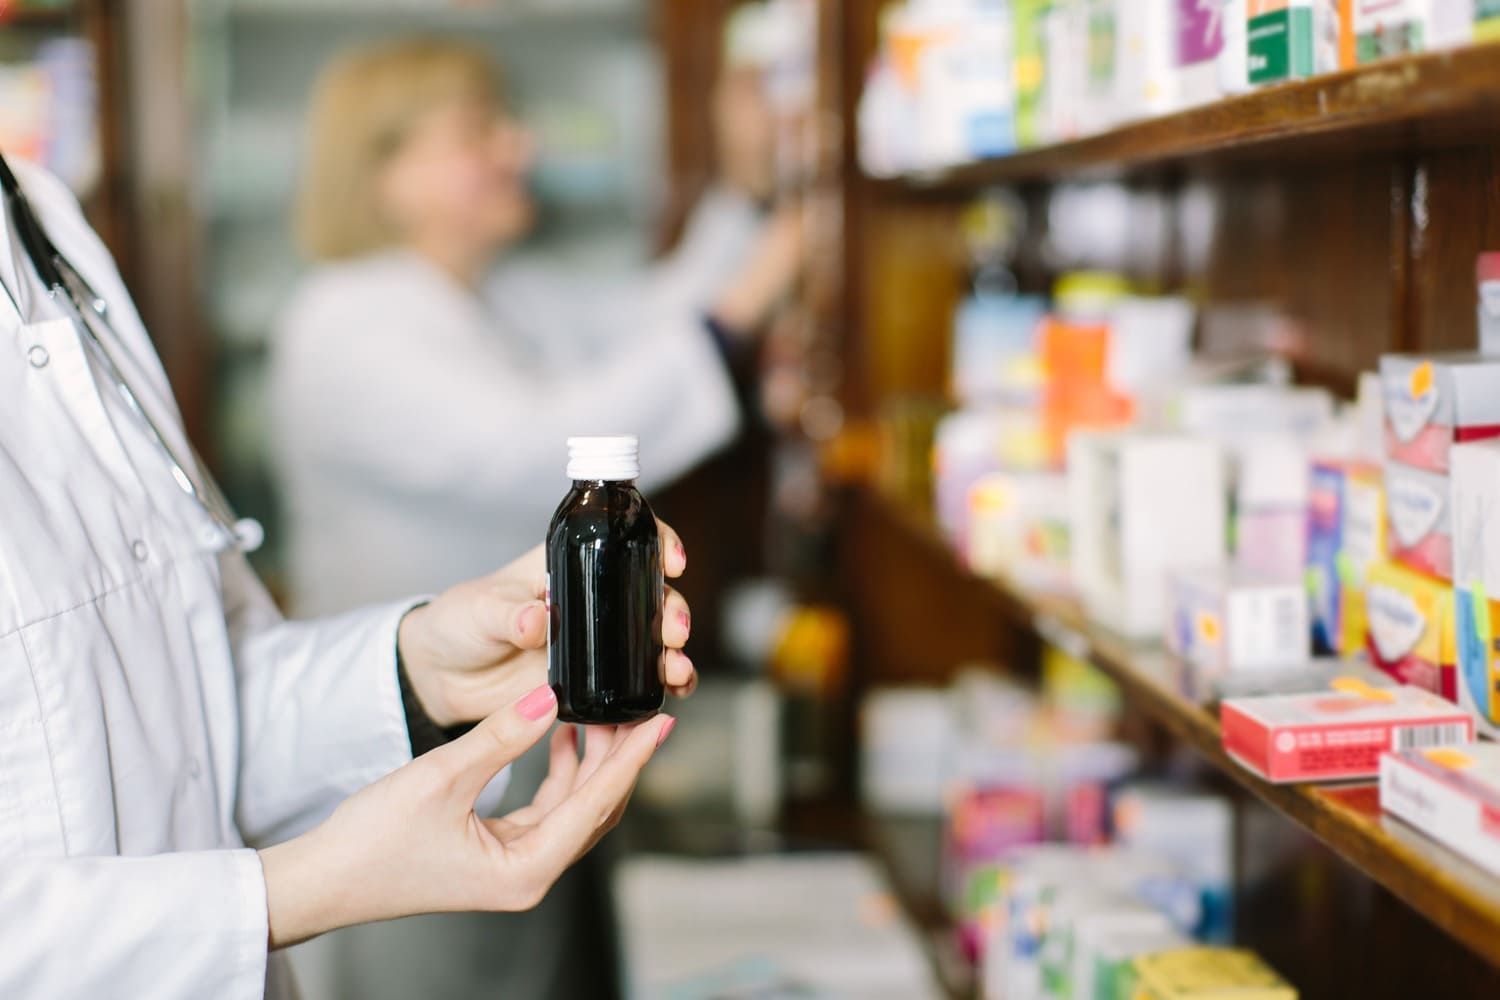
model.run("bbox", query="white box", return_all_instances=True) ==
[1449,440,1500,738]
[1381,743,1500,877]
[1167,569,1310,673]
[1069,431,1228,639]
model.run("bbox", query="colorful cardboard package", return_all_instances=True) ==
[1167,569,1310,674]
[1364,559,1457,701]
[1450,439,1500,738]
[1222,681,1473,783]
[1380,353,1500,475]
[1306,459,1384,656]
[1382,743,1500,877]
[1384,460,1452,580]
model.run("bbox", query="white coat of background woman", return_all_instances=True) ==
[270,38,803,618]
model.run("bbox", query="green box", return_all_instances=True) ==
[1248,7,1316,84]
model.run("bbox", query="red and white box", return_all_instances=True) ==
[1381,743,1500,876]
[1221,684,1474,784]
[1380,353,1500,474]
[1383,461,1452,580]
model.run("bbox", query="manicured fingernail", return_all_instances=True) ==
[675,541,686,566]
[656,716,677,748]
[678,609,690,631]
[516,684,557,721]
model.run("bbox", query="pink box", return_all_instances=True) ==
[1384,461,1452,580]
[1381,353,1500,474]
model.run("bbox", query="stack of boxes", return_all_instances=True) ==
[1369,355,1500,701]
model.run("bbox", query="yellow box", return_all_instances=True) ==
[1130,946,1297,1000]
[1363,560,1457,702]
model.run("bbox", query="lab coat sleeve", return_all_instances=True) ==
[222,553,510,842]
[275,285,740,509]
[496,188,765,360]
[0,848,270,999]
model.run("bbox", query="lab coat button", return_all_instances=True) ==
[26,345,49,368]
[188,757,202,779]
[130,539,148,562]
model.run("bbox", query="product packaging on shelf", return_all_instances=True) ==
[1166,568,1311,675]
[1384,460,1453,580]
[1246,0,1342,86]
[1482,0,1500,40]
[1126,946,1299,1000]
[1449,439,1500,738]
[984,847,1202,1000]
[1112,785,1235,942]
[1365,559,1458,700]
[1176,0,1230,107]
[1234,433,1312,579]
[1114,0,1180,122]
[1480,252,1500,354]
[1306,459,1385,656]
[1221,681,1473,783]
[965,470,1071,592]
[933,408,1048,547]
[952,293,1046,406]
[1069,431,1228,640]
[1380,353,1500,474]
[1087,921,1195,1000]
[1381,743,1500,877]
[1353,0,1475,60]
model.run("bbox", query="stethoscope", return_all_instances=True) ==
[0,152,263,552]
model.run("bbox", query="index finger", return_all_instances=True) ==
[656,519,685,578]
[520,715,674,871]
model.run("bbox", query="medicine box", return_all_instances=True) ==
[1384,461,1452,580]
[1128,946,1298,1000]
[1381,743,1500,878]
[1364,559,1457,700]
[1167,569,1310,674]
[1176,0,1228,108]
[1221,682,1473,783]
[1306,460,1384,657]
[1247,0,1340,85]
[1068,431,1228,640]
[1380,353,1500,474]
[1449,440,1500,738]
[1354,0,1477,60]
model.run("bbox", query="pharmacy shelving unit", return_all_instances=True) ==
[829,16,1500,999]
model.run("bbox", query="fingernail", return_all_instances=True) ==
[678,609,690,631]
[516,684,557,721]
[675,541,686,567]
[655,716,677,748]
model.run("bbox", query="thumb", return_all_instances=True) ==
[424,683,559,803]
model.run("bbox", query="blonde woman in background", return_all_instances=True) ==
[269,30,801,1000]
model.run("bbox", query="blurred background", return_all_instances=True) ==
[9,1,1500,998]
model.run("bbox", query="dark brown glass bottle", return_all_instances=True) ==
[547,437,664,724]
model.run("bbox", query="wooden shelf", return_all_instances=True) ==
[867,42,1500,194]
[852,483,1500,970]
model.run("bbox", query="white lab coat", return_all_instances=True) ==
[0,161,450,998]
[270,189,762,616]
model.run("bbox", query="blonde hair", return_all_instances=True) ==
[295,38,502,261]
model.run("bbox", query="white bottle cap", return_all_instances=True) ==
[567,436,639,481]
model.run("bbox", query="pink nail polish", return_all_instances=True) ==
[678,609,690,631]
[675,541,686,566]
[516,684,558,721]
[655,716,677,748]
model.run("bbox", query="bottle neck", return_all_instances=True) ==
[572,478,637,488]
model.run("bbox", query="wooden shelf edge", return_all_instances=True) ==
[863,42,1500,194]
[851,483,1500,969]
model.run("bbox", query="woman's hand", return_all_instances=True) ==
[396,520,698,728]
[260,684,673,947]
